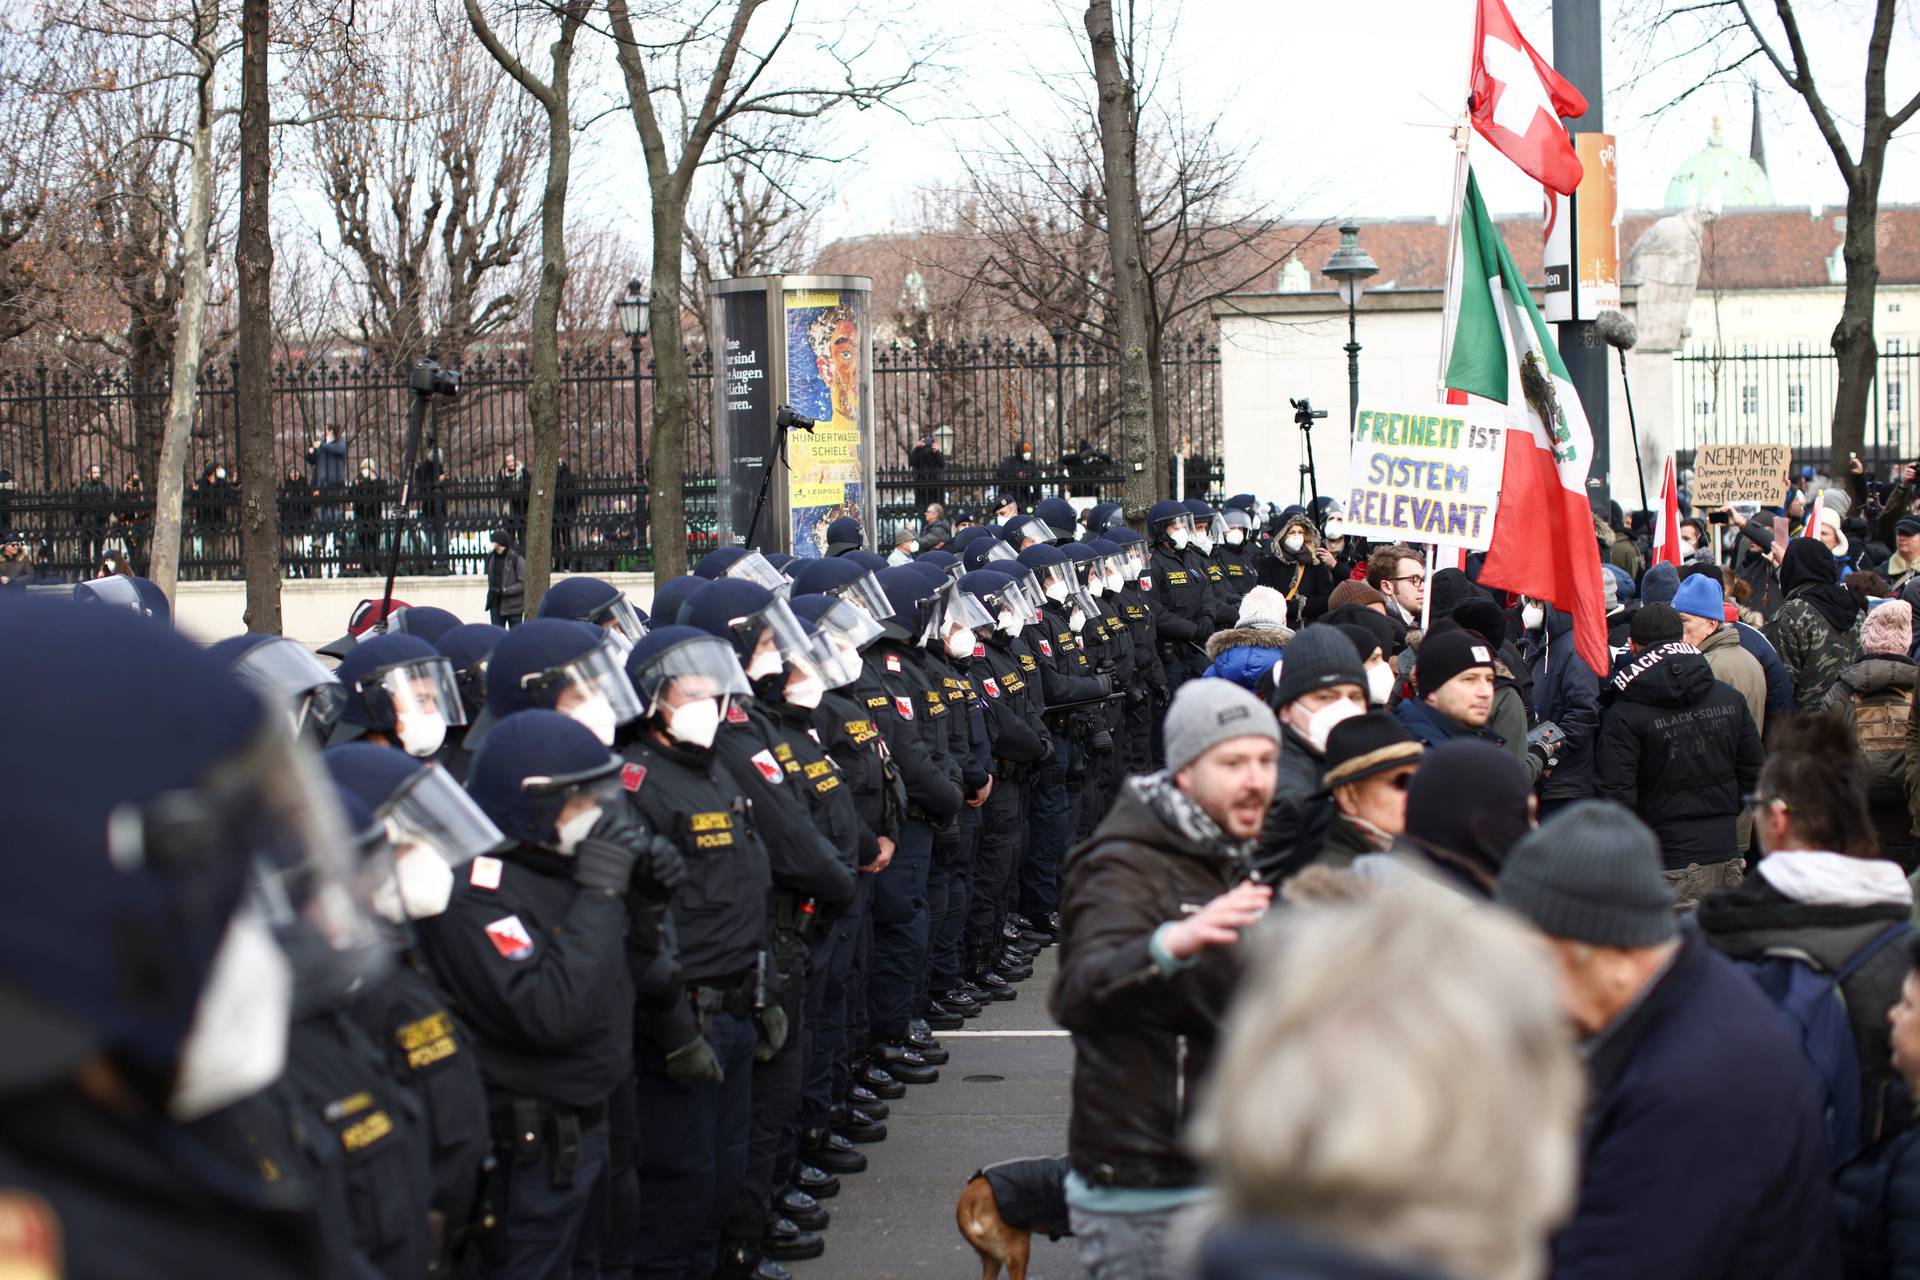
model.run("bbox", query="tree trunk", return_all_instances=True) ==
[1084,0,1156,527]
[149,10,218,607]
[646,196,690,579]
[1829,166,1884,470]
[1146,327,1169,501]
[520,36,574,616]
[235,0,280,633]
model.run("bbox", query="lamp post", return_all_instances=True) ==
[614,277,649,516]
[1322,223,1377,428]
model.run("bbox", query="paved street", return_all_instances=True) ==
[790,946,1088,1279]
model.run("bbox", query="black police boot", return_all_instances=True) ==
[873,1040,940,1084]
[1001,925,1042,956]
[1047,912,1061,934]
[857,1061,906,1099]
[1020,922,1056,946]
[763,1217,825,1262]
[908,1016,942,1046]
[795,1163,841,1199]
[801,1127,869,1175]
[974,971,1018,1001]
[831,1104,888,1144]
[958,978,995,1004]
[994,954,1034,982]
[717,1239,761,1279]
[753,1260,794,1280]
[922,999,965,1031]
[943,987,983,1017]
[905,1032,950,1065]
[777,1187,830,1231]
[1009,912,1036,931]
[847,1084,889,1120]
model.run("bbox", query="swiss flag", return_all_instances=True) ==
[1469,0,1587,195]
[1650,455,1683,567]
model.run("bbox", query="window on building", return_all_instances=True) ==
[1741,385,1759,415]
[1788,383,1806,414]
[1891,381,1905,417]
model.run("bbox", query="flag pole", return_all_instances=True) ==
[1436,113,1474,399]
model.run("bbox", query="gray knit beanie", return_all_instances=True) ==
[1273,624,1368,707]
[1164,678,1280,776]
[1496,800,1676,948]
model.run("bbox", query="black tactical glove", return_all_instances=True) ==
[631,834,688,906]
[1093,674,1115,699]
[572,829,641,896]
[753,1005,790,1063]
[664,1035,726,1087]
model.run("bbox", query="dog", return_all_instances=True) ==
[956,1154,1072,1280]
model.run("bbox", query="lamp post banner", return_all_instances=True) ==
[1343,399,1508,551]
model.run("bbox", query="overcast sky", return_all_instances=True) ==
[561,0,1920,256]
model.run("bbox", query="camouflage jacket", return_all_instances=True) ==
[1764,593,1863,713]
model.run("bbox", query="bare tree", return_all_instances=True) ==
[605,0,924,573]
[1631,0,1919,468]
[1085,0,1155,520]
[682,114,824,331]
[235,0,278,631]
[0,41,62,347]
[463,0,590,614]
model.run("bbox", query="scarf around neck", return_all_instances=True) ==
[1130,770,1255,867]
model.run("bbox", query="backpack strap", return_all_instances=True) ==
[1836,922,1912,986]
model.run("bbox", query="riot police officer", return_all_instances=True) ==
[432,621,507,779]
[1214,502,1259,607]
[423,709,671,1280]
[328,631,471,758]
[0,600,330,1276]
[1144,498,1218,709]
[1096,529,1168,776]
[536,575,649,656]
[467,617,644,753]
[210,631,348,748]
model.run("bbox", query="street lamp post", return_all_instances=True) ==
[614,278,649,521]
[1322,223,1378,428]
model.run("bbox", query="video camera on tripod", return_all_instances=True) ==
[1289,396,1328,515]
[743,404,820,549]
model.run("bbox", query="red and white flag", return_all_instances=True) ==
[1444,171,1608,674]
[1650,455,1683,567]
[1469,0,1588,195]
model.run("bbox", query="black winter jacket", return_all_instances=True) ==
[1518,604,1601,800]
[1595,642,1764,868]
[1250,724,1332,881]
[1051,780,1250,1190]
[1835,1124,1920,1280]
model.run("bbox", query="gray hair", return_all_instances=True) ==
[1189,888,1582,1280]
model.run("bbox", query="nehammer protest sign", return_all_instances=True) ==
[1344,400,1507,551]
[1690,443,1791,508]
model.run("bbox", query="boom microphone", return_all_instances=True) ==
[1595,309,1638,353]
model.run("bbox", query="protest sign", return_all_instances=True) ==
[1688,443,1791,508]
[1343,400,1507,551]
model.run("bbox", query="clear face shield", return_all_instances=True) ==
[230,637,348,739]
[1162,514,1195,549]
[1190,512,1223,553]
[828,570,892,623]
[532,639,646,745]
[359,655,468,757]
[1003,571,1044,625]
[732,594,819,684]
[380,763,506,870]
[1032,562,1077,607]
[724,551,792,597]
[1119,542,1150,576]
[807,599,884,690]
[1221,509,1254,547]
[976,540,1020,568]
[929,580,995,658]
[585,593,649,654]
[633,635,753,749]
[1004,515,1055,548]
[1092,549,1129,595]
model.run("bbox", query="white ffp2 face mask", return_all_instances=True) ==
[1086,577,1103,598]
[1522,603,1545,632]
[997,610,1022,637]
[1044,579,1069,604]
[1069,607,1087,633]
[1367,663,1395,706]
[666,697,722,749]
[943,627,973,658]
[1192,533,1214,555]
[170,908,292,1122]
[554,803,602,855]
[1169,528,1190,551]
[397,710,447,758]
[1300,698,1364,753]
[746,648,784,681]
[566,694,619,747]
[1226,528,1246,546]
[372,846,456,923]
[786,672,825,709]
[1104,569,1125,593]
[1282,533,1305,554]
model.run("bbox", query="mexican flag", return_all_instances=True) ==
[1444,169,1608,674]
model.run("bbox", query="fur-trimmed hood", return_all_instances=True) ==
[1205,623,1293,660]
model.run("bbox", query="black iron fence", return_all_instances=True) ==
[0,335,1220,580]
[1673,344,1920,465]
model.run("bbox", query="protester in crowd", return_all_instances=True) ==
[1365,545,1426,630]
[998,439,1041,507]
[1327,617,1396,707]
[1052,679,1278,1280]
[1372,739,1535,901]
[1769,535,1865,713]
[1193,888,1580,1280]
[1202,585,1292,692]
[1595,505,1643,580]
[1394,626,1503,749]
[1515,598,1599,810]
[1699,715,1916,1177]
[1837,935,1920,1277]
[1252,626,1368,879]
[1497,801,1841,1280]
[1254,511,1330,626]
[1317,712,1423,869]
[1822,599,1919,872]
[1596,603,1765,911]
[909,435,945,508]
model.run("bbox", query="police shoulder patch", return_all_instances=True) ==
[865,694,889,710]
[620,763,647,793]
[725,703,749,725]
[982,677,1000,698]
[1038,639,1053,656]
[484,914,535,961]
[750,748,784,784]
[895,696,915,721]
[1138,575,1153,590]
[885,653,902,673]
[469,856,503,890]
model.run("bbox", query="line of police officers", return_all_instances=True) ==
[0,487,1281,1280]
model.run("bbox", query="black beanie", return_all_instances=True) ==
[1273,624,1368,707]
[1497,800,1676,947]
[1407,739,1533,879]
[1414,627,1495,696]
[1427,567,1480,623]
[1450,597,1507,651]
[1630,602,1683,646]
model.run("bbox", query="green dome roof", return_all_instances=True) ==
[1666,120,1772,210]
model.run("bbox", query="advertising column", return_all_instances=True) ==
[715,284,774,548]
[782,285,873,558]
